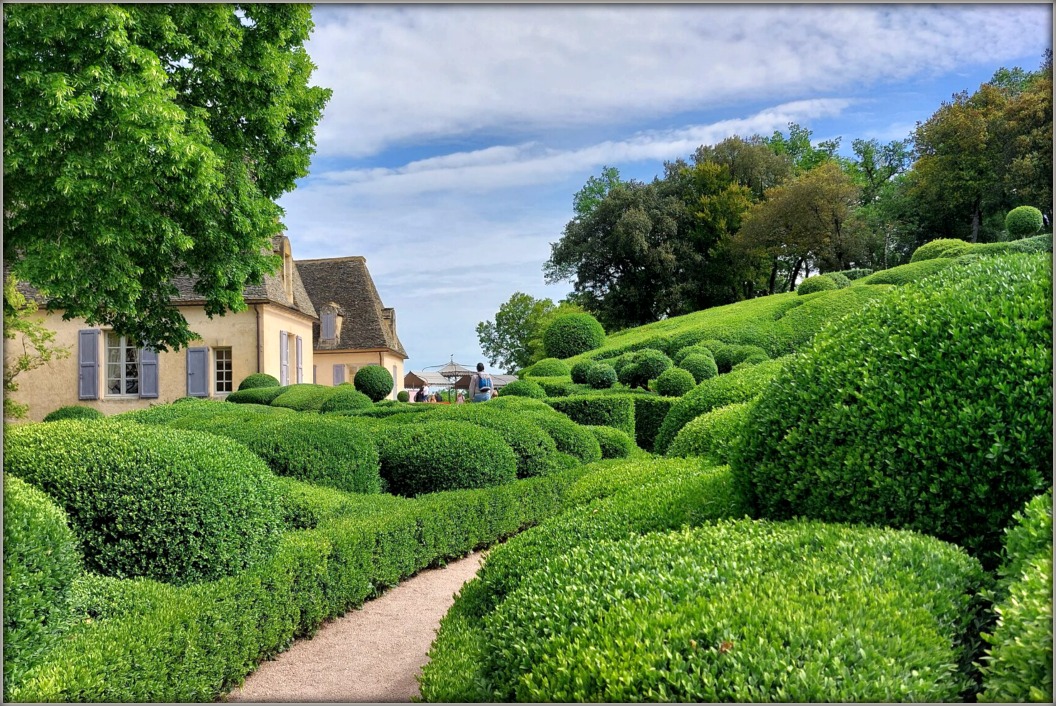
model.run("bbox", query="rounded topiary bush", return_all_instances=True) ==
[617,348,672,390]
[712,343,769,374]
[860,258,955,286]
[318,386,375,413]
[569,360,595,384]
[237,373,280,390]
[522,411,603,464]
[42,405,104,422]
[796,274,838,295]
[910,237,969,263]
[585,425,636,459]
[1005,205,1044,239]
[429,404,563,478]
[673,344,714,366]
[825,271,852,289]
[679,352,719,383]
[523,357,571,378]
[542,313,606,359]
[270,383,338,411]
[3,474,82,697]
[667,402,751,464]
[585,362,617,389]
[3,421,285,584]
[500,379,547,399]
[654,367,695,397]
[397,390,410,403]
[374,421,517,496]
[354,364,395,402]
[733,253,1053,566]
[227,385,287,405]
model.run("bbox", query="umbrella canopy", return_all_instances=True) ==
[437,359,474,378]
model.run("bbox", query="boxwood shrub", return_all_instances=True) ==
[680,352,719,383]
[521,411,603,464]
[584,362,617,389]
[521,357,570,378]
[796,274,838,295]
[397,390,410,402]
[3,421,285,584]
[654,358,785,454]
[269,383,339,411]
[3,474,83,699]
[542,313,605,359]
[168,413,382,494]
[584,425,635,459]
[667,401,751,465]
[500,379,547,399]
[373,421,517,496]
[1005,205,1044,238]
[652,366,693,397]
[354,365,394,402]
[712,343,769,374]
[673,343,715,365]
[226,385,288,405]
[632,396,678,452]
[910,237,970,262]
[544,394,635,437]
[733,253,1053,566]
[486,396,553,412]
[996,489,1053,595]
[860,257,956,286]
[568,360,594,384]
[824,271,852,288]
[42,405,104,422]
[237,373,280,390]
[529,376,576,397]
[464,520,987,703]
[617,348,672,389]
[831,267,873,281]
[317,386,374,413]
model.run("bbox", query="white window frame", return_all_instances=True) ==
[214,347,233,395]
[105,331,140,398]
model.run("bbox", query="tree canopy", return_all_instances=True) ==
[3,4,331,350]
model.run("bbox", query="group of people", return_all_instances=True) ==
[411,363,498,404]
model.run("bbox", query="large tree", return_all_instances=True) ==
[3,4,331,350]
[475,292,557,374]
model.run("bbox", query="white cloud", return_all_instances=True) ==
[305,4,1050,158]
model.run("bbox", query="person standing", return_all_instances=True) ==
[468,363,493,402]
[456,389,465,404]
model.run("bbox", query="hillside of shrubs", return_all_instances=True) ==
[4,238,1052,702]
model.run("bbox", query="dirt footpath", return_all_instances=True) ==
[225,551,484,703]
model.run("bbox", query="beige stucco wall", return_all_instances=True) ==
[4,303,314,423]
[312,349,405,400]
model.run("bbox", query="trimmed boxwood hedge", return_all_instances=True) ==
[3,421,285,585]
[544,394,635,437]
[317,386,375,413]
[354,365,395,402]
[374,421,518,496]
[455,520,987,703]
[667,401,751,465]
[3,474,83,699]
[521,357,570,378]
[226,385,288,405]
[654,366,695,397]
[528,376,576,397]
[654,358,785,454]
[617,348,673,389]
[584,425,635,459]
[679,352,719,383]
[569,360,594,384]
[910,237,970,263]
[542,313,605,359]
[237,373,280,390]
[995,489,1053,595]
[860,257,955,286]
[500,379,547,399]
[584,362,617,389]
[796,274,838,295]
[168,413,383,494]
[712,343,769,374]
[522,411,603,464]
[733,253,1053,566]
[1005,205,1044,238]
[270,383,339,411]
[42,405,104,422]
[631,396,677,452]
[673,343,715,365]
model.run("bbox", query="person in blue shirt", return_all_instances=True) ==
[468,362,493,402]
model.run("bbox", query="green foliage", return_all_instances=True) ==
[168,413,382,494]
[521,357,571,378]
[3,474,82,698]
[396,390,410,403]
[584,362,617,389]
[860,258,956,285]
[672,343,715,365]
[824,271,852,288]
[226,385,287,405]
[569,360,595,384]
[486,395,553,413]
[679,352,719,383]
[617,348,672,389]
[545,395,635,437]
[910,238,971,263]
[317,386,374,413]
[542,313,606,359]
[712,343,769,373]
[997,489,1053,594]
[528,376,576,397]
[3,421,284,584]
[655,366,696,397]
[796,274,838,295]
[353,365,394,402]
[269,383,338,411]
[476,292,562,373]
[465,520,986,703]
[667,402,751,465]
[42,405,104,422]
[3,4,331,350]
[3,275,70,419]
[115,398,288,425]
[631,396,678,452]
[373,421,517,497]
[522,411,603,464]
[1004,205,1044,238]
[655,358,785,454]
[831,267,873,280]
[237,373,280,391]
[584,426,636,459]
[941,232,1054,259]
[500,379,547,399]
[733,253,1053,566]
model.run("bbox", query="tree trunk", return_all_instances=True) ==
[767,257,779,295]
[788,257,805,291]
[970,202,982,243]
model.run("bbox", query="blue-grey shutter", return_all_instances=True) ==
[78,329,100,400]
[280,330,289,385]
[186,348,209,397]
[313,365,317,384]
[140,347,159,398]
[322,313,335,340]
[333,364,344,385]
[296,336,303,384]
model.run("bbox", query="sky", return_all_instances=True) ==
[277,3,1052,375]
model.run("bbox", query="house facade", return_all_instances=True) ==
[295,256,407,399]
[5,236,317,421]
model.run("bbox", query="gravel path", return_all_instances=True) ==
[225,551,484,703]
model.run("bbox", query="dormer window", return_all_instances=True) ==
[322,311,337,341]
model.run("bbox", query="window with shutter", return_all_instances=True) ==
[322,312,336,341]
[296,336,303,383]
[140,347,159,398]
[78,329,100,400]
[106,332,140,396]
[279,330,289,385]
[214,348,233,394]
[333,364,345,385]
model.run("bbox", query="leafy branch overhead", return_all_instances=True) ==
[3,4,332,350]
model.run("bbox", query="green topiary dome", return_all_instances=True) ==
[354,364,395,402]
[542,313,606,359]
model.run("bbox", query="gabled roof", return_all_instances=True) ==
[294,256,408,358]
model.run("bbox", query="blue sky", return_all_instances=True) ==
[277,3,1052,374]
